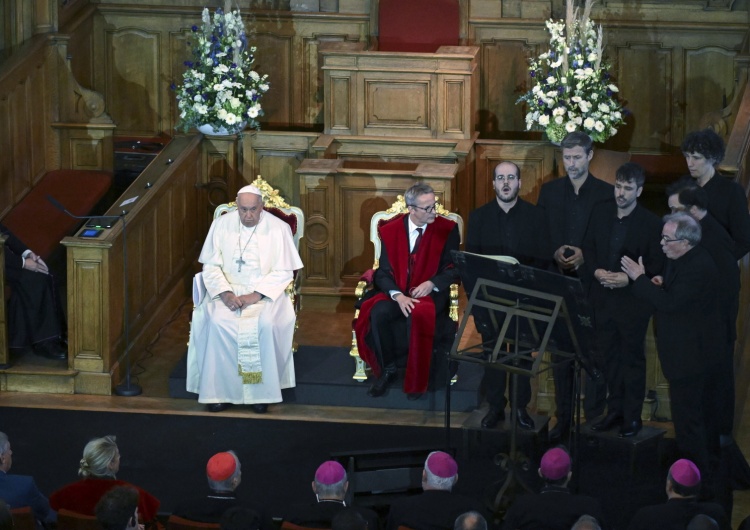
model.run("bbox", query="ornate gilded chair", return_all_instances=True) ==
[349,195,463,382]
[190,176,304,352]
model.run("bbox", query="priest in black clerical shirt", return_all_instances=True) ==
[465,161,550,431]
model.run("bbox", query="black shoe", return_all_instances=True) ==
[33,339,67,360]
[251,404,268,414]
[207,403,231,413]
[368,368,397,397]
[618,420,642,438]
[590,412,623,432]
[549,421,569,443]
[516,408,535,430]
[407,393,423,401]
[481,408,505,429]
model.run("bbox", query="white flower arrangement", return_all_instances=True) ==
[516,0,625,144]
[175,3,269,134]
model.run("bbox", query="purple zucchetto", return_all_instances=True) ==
[669,459,701,487]
[540,448,571,480]
[425,451,458,478]
[315,461,346,485]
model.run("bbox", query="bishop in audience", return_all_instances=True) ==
[186,184,303,413]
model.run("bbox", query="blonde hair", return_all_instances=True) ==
[79,435,118,478]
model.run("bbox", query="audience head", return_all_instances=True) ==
[95,485,139,530]
[666,458,701,498]
[454,511,487,530]
[79,435,120,478]
[0,500,11,530]
[220,507,261,530]
[0,432,11,473]
[423,451,458,491]
[561,132,594,183]
[686,514,719,530]
[614,162,645,212]
[570,515,601,530]
[312,460,348,500]
[405,182,438,227]
[331,508,368,530]
[615,162,646,189]
[539,447,572,486]
[681,129,725,167]
[661,213,701,259]
[207,451,242,492]
[493,161,522,207]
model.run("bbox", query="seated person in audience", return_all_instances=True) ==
[187,184,303,414]
[570,515,601,530]
[173,451,267,526]
[454,511,487,530]
[0,500,10,530]
[501,448,606,530]
[626,459,729,530]
[0,431,56,526]
[686,514,719,530]
[386,451,486,530]
[221,506,261,530]
[95,486,140,530]
[1,224,66,359]
[49,435,160,526]
[284,460,379,530]
[354,183,460,400]
[332,509,369,530]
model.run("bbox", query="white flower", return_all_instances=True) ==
[225,113,238,125]
[539,115,550,126]
[583,117,595,129]
[591,93,599,101]
[546,90,557,98]
[565,121,577,132]
[248,105,259,118]
[598,103,610,113]
[551,59,563,68]
[259,84,269,92]
[230,97,241,108]
[250,71,260,81]
[553,107,566,116]
[554,115,564,125]
[546,76,556,84]
[587,53,598,62]
[594,120,605,132]
[584,67,594,76]
[193,95,202,102]
[614,111,622,119]
[608,84,619,92]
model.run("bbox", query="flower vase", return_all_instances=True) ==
[198,122,247,137]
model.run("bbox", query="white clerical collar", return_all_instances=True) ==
[408,217,426,234]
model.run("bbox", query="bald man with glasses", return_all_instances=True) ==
[622,213,721,489]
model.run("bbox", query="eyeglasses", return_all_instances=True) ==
[661,235,685,243]
[408,203,438,213]
[494,174,518,182]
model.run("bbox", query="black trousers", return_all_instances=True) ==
[7,269,65,348]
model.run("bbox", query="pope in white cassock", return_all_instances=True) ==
[187,184,303,413]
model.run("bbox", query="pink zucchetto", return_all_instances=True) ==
[540,448,571,480]
[206,452,237,481]
[237,184,262,196]
[669,459,701,487]
[425,451,458,478]
[314,461,346,485]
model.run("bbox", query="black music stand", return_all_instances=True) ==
[445,251,597,513]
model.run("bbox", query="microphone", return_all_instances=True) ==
[46,195,121,229]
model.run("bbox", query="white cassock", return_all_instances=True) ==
[186,209,303,405]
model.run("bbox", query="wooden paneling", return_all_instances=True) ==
[62,135,203,394]
[322,45,479,139]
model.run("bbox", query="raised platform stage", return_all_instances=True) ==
[170,345,483,412]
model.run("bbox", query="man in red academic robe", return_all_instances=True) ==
[355,183,460,400]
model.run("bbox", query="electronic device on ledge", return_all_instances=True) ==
[80,228,103,238]
[85,216,119,229]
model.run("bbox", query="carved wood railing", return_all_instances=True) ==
[61,135,204,394]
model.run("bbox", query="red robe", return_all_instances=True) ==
[355,214,457,393]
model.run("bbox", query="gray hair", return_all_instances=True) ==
[454,511,487,530]
[314,473,348,499]
[405,183,435,207]
[0,432,8,456]
[79,435,118,478]
[571,515,601,530]
[664,212,702,247]
[208,450,241,492]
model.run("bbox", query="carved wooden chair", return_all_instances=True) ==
[349,195,463,382]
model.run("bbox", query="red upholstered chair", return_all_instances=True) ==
[56,509,102,530]
[167,515,220,529]
[378,0,460,53]
[10,506,36,530]
[349,196,463,381]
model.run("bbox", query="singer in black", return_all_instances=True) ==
[1,224,67,359]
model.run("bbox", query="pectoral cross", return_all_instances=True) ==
[235,257,246,272]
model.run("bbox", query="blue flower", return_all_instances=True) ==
[530,71,536,78]
[170,83,176,90]
[192,25,198,32]
[184,61,193,67]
